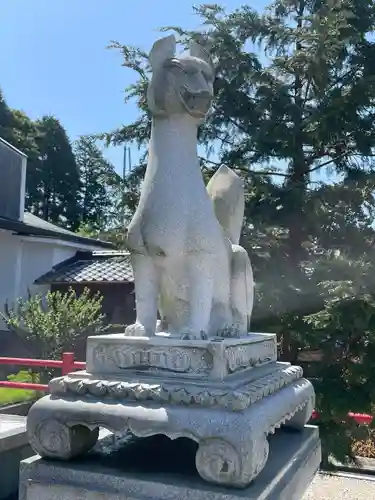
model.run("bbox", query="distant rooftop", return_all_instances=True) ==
[0,136,27,158]
[0,135,114,249]
[0,212,114,249]
[35,250,133,285]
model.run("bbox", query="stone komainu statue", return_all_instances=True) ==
[125,35,254,340]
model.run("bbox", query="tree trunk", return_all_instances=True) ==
[42,186,51,221]
[281,0,309,357]
[285,0,309,264]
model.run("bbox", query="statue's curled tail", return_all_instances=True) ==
[207,166,254,330]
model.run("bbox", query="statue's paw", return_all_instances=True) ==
[124,323,150,337]
[180,330,208,341]
[217,324,242,339]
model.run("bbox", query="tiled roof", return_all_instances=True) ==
[0,212,114,249]
[35,251,134,285]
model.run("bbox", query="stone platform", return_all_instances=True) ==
[0,415,32,500]
[19,426,321,500]
[26,333,317,489]
[85,332,278,379]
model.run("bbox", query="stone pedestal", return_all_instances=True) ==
[20,425,321,500]
[26,332,319,490]
[0,415,32,500]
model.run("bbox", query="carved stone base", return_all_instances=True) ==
[27,373,315,488]
[49,361,303,411]
[20,426,321,500]
[26,333,317,489]
[85,333,278,380]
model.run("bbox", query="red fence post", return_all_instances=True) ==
[61,352,75,375]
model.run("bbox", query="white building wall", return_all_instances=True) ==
[19,239,96,300]
[0,233,97,330]
[52,245,78,267]
[0,231,19,328]
[18,240,55,299]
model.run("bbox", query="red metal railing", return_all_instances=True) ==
[311,410,373,425]
[0,355,374,425]
[0,352,86,391]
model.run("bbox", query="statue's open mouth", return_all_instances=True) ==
[180,88,212,118]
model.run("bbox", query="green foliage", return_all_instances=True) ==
[113,163,146,226]
[0,90,119,235]
[302,254,375,463]
[75,223,101,239]
[1,288,105,360]
[0,371,38,406]
[26,116,81,230]
[96,227,128,249]
[76,223,127,249]
[0,88,15,143]
[74,136,118,230]
[102,1,375,462]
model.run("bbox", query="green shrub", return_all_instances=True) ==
[0,370,37,406]
[1,287,105,360]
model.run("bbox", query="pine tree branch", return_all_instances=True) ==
[199,156,288,177]
[302,78,312,107]
[322,67,359,98]
[308,154,348,174]
[240,168,288,177]
[300,68,369,132]
[308,146,375,175]
[212,104,249,135]
[214,131,235,147]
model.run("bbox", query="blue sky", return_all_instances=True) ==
[1,0,268,174]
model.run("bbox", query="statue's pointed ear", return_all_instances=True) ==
[149,35,176,71]
[189,41,214,71]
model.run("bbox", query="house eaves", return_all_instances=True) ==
[35,250,133,285]
[0,212,115,249]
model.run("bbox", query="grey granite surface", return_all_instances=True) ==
[19,425,320,500]
[0,414,27,452]
[0,415,31,500]
[10,473,375,500]
[304,473,375,499]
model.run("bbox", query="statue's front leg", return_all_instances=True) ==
[125,253,160,337]
[180,253,214,340]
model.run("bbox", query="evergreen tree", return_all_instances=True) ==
[74,136,117,230]
[27,116,81,230]
[0,90,39,162]
[0,94,112,233]
[103,1,375,461]
[0,89,13,142]
[10,109,39,159]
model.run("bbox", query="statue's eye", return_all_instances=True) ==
[184,68,198,76]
